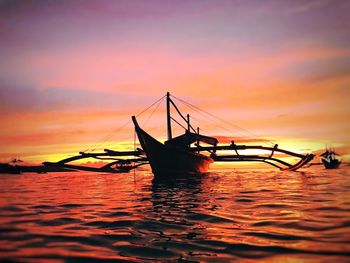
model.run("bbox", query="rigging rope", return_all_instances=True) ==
[83,93,275,153]
[82,94,166,152]
[171,95,275,146]
[136,94,166,118]
[82,120,132,153]
[141,95,165,126]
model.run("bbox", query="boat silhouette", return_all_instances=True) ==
[0,158,74,174]
[131,92,314,178]
[34,93,315,176]
[320,148,341,169]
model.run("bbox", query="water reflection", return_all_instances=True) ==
[0,167,350,262]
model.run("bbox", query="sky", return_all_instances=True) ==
[0,0,349,164]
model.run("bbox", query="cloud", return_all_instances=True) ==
[284,0,332,14]
[299,57,350,83]
[0,83,158,113]
[1,0,350,162]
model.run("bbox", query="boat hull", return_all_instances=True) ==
[322,159,341,169]
[133,120,213,177]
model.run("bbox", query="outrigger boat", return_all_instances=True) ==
[320,148,341,169]
[42,92,314,177]
[131,92,314,178]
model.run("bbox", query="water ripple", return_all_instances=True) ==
[0,168,350,262]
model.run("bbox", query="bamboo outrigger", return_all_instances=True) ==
[43,149,147,173]
[42,92,314,177]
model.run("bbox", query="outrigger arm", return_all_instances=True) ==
[45,142,314,173]
[195,144,314,171]
[43,148,148,173]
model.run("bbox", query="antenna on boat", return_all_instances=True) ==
[166,92,172,140]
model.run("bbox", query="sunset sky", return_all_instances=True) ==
[1,0,349,164]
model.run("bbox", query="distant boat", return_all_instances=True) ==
[0,158,75,174]
[0,158,23,174]
[132,92,217,177]
[320,148,341,169]
[0,162,21,174]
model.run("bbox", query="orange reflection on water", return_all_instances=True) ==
[1,167,350,262]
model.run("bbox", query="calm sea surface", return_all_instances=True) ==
[1,167,350,262]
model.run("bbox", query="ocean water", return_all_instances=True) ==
[0,167,350,262]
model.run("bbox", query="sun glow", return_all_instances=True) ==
[1,1,349,165]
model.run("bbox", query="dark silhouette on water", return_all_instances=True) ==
[0,158,74,174]
[131,92,314,178]
[320,148,341,169]
[5,93,314,176]
[43,149,148,173]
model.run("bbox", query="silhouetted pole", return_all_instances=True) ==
[166,92,172,140]
[197,127,200,152]
[187,114,190,147]
[187,114,190,133]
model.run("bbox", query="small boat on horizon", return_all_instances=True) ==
[0,158,22,174]
[320,148,341,169]
[0,158,75,174]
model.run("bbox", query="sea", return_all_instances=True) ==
[0,166,349,262]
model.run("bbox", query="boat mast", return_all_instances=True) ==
[166,92,172,140]
[187,114,190,147]
[187,114,190,133]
